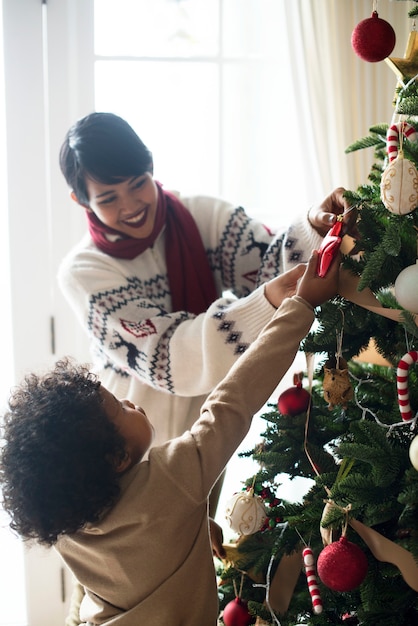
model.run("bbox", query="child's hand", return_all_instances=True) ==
[209,517,226,560]
[297,250,340,308]
[264,263,306,309]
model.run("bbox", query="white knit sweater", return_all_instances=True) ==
[58,193,320,446]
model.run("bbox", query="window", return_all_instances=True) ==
[91,0,315,541]
[92,0,310,226]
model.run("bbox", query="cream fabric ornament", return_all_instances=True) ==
[225,488,267,536]
[380,151,418,214]
[381,122,418,214]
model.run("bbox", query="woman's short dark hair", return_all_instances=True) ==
[0,359,127,546]
[59,112,153,206]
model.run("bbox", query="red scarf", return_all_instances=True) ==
[86,183,218,315]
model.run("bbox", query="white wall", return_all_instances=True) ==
[2,1,94,624]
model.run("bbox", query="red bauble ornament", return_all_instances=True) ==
[222,597,253,626]
[317,536,368,592]
[351,11,396,62]
[278,373,311,416]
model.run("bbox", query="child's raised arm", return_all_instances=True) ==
[187,250,340,497]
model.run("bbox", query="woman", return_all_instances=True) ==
[58,111,352,626]
[58,112,350,456]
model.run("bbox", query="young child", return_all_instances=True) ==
[0,251,339,626]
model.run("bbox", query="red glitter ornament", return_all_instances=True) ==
[317,536,368,592]
[351,11,396,62]
[278,373,311,416]
[222,597,253,626]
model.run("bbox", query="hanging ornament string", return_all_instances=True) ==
[303,354,325,485]
[303,314,346,488]
[232,572,245,600]
[335,324,343,370]
[222,572,254,626]
[252,523,290,626]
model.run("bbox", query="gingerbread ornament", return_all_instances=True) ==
[323,355,353,410]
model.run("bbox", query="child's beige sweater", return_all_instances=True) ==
[56,295,314,626]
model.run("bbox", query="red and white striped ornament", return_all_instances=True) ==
[386,122,418,162]
[397,351,418,422]
[302,547,323,615]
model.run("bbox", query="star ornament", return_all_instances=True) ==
[385,30,418,81]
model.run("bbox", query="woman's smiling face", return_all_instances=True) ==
[83,172,159,239]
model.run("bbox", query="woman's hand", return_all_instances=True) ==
[308,187,358,238]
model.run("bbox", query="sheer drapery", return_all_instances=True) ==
[283,0,412,200]
[93,2,412,226]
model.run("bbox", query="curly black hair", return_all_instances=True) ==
[0,358,127,546]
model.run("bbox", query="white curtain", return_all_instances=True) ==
[90,1,413,227]
[282,0,413,200]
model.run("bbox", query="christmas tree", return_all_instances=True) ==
[217,4,418,625]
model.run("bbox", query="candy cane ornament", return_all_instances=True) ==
[397,351,418,422]
[386,122,418,162]
[302,547,323,615]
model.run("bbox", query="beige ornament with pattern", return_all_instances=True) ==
[381,121,418,215]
